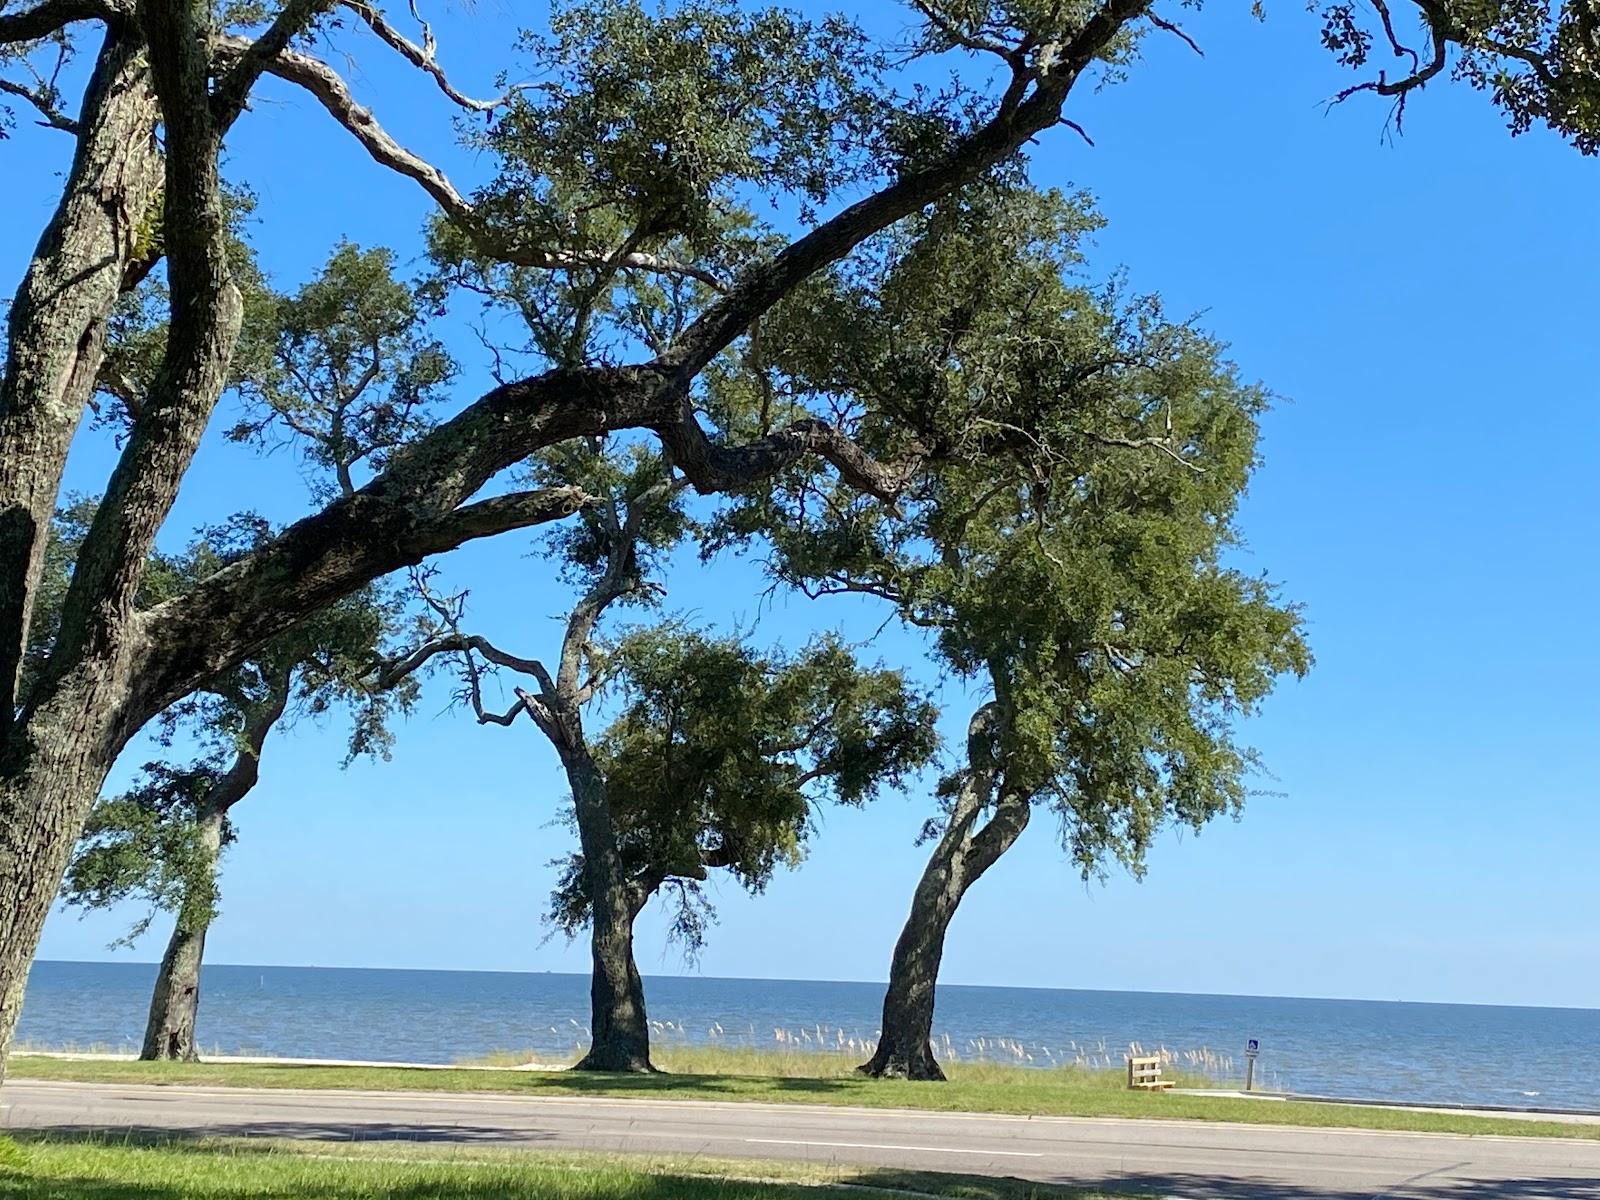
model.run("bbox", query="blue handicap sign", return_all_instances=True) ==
[1246,1039,1260,1056]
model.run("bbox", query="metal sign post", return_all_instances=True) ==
[1244,1039,1260,1092]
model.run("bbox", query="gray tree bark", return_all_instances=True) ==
[140,808,223,1062]
[0,5,261,1078]
[558,705,654,1072]
[861,704,1030,1081]
[0,29,161,722]
[138,676,286,1062]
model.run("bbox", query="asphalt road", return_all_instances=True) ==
[5,1078,1600,1199]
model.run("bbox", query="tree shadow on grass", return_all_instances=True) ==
[1030,1170,1600,1200]
[7,1135,1597,1200]
[7,1119,552,1144]
[526,1069,863,1096]
[0,1173,809,1200]
[0,1135,1096,1200]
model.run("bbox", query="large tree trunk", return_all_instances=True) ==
[0,14,245,1080]
[862,820,969,1081]
[0,35,162,1062]
[861,793,1030,1080]
[0,709,139,1070]
[561,746,654,1073]
[576,887,652,1072]
[861,701,1029,1081]
[139,676,285,1062]
[140,907,214,1062]
[0,30,160,721]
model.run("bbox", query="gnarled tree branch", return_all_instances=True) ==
[341,0,518,113]
[128,0,1159,731]
[0,0,113,43]
[209,34,726,290]
[0,75,79,132]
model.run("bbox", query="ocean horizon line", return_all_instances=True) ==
[33,958,1598,1015]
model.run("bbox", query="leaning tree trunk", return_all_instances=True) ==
[0,31,160,718]
[139,675,286,1062]
[0,19,237,1080]
[140,807,226,1061]
[561,747,654,1073]
[140,912,212,1062]
[0,33,162,1073]
[0,686,147,1073]
[862,792,1031,1080]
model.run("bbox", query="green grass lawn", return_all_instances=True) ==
[0,1135,1112,1199]
[11,1053,1599,1140]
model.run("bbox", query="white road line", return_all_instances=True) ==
[744,1137,1042,1158]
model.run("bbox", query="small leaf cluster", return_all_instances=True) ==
[60,761,232,943]
[475,0,886,247]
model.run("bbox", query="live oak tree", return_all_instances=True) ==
[59,566,412,1063]
[0,0,1590,1075]
[733,179,1310,1078]
[548,627,937,1069]
[44,241,435,1060]
[378,435,935,1073]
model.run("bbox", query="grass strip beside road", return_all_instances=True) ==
[11,1055,1599,1140]
[0,1135,1115,1200]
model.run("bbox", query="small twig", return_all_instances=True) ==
[0,76,78,133]
[1080,428,1205,472]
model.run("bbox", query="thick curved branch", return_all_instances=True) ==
[201,665,292,815]
[660,414,922,504]
[966,790,1032,877]
[661,0,1155,377]
[424,486,598,550]
[133,444,603,717]
[0,0,111,42]
[125,0,1157,730]
[373,630,553,694]
[217,33,471,213]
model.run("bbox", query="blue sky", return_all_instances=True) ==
[12,2,1598,1009]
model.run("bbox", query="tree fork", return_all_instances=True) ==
[861,703,1027,1081]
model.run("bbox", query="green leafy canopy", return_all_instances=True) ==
[550,628,938,951]
[715,176,1310,880]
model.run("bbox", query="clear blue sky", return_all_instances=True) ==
[13,2,1598,1008]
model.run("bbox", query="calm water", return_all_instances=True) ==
[19,960,1600,1110]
